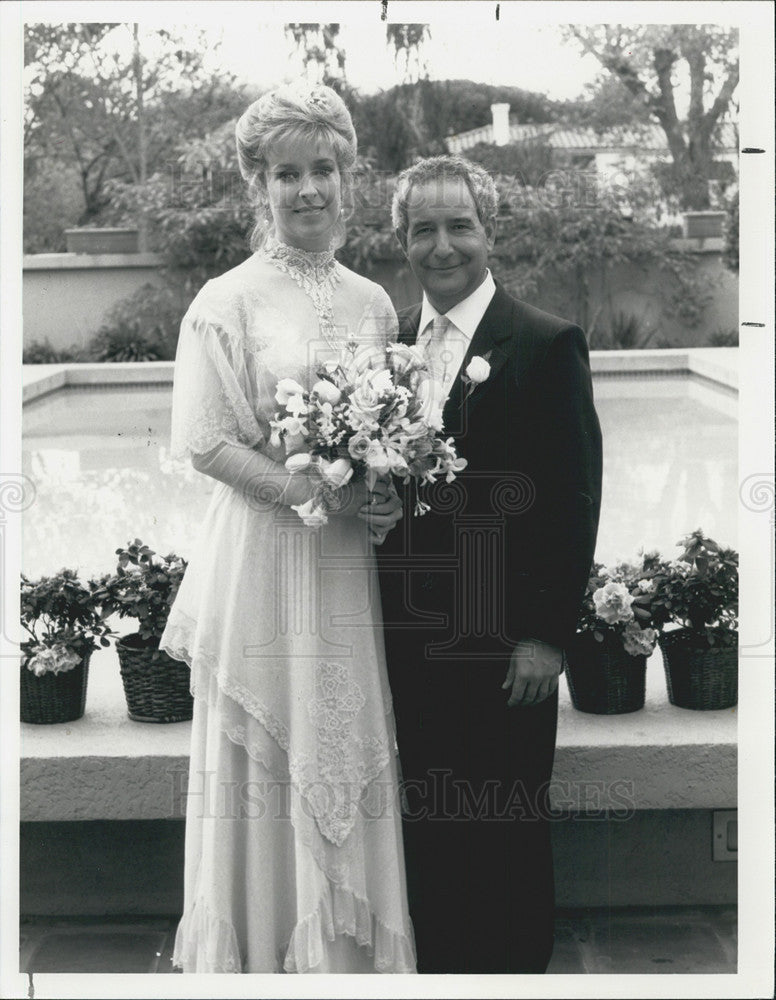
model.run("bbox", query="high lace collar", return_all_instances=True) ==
[260,233,338,285]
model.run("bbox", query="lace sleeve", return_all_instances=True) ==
[170,298,264,460]
[356,283,399,348]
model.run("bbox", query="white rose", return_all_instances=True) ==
[275,378,306,406]
[465,356,491,384]
[312,380,342,406]
[290,498,329,528]
[285,452,312,474]
[364,440,391,475]
[319,457,354,488]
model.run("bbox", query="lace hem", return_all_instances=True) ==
[283,881,416,973]
[172,898,243,973]
[160,608,394,847]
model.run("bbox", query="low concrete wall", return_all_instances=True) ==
[23,253,164,351]
[22,241,737,354]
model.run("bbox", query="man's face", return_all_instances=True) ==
[401,176,496,313]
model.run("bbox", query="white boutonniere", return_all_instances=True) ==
[460,351,492,404]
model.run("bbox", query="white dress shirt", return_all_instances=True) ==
[416,270,497,397]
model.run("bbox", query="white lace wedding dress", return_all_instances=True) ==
[160,236,416,973]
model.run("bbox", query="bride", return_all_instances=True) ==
[160,82,416,973]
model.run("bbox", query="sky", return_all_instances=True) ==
[214,20,602,101]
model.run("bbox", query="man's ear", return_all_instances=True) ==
[484,215,497,250]
[395,228,409,257]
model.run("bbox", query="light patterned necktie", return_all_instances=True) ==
[420,314,453,388]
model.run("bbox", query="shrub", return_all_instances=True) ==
[85,283,185,362]
[23,340,83,364]
[20,569,114,664]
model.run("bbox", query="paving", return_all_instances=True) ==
[19,905,736,975]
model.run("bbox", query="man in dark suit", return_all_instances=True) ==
[376,155,602,974]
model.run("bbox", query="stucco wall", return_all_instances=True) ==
[23,253,164,351]
[23,242,737,354]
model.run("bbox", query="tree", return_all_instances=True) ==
[566,72,653,129]
[386,24,431,84]
[563,25,739,208]
[286,23,349,91]
[24,23,242,243]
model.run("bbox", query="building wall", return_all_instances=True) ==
[19,811,735,916]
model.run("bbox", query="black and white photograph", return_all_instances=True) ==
[1,1,773,996]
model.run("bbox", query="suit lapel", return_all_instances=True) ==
[442,285,516,432]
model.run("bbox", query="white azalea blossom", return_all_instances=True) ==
[27,643,81,677]
[593,581,635,625]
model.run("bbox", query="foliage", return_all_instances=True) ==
[96,539,187,645]
[489,171,713,336]
[651,531,738,646]
[87,283,185,361]
[352,80,563,172]
[588,311,657,351]
[20,569,114,660]
[576,554,664,656]
[23,340,82,364]
[722,190,739,273]
[707,327,738,347]
[562,25,739,209]
[108,121,254,286]
[465,140,554,188]
[24,22,246,247]
[565,72,654,129]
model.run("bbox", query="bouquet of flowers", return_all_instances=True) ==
[576,553,666,657]
[269,341,469,526]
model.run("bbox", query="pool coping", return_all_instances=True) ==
[21,349,739,406]
[20,640,736,822]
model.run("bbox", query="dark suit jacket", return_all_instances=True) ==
[378,283,603,657]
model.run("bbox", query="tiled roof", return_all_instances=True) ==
[447,121,738,152]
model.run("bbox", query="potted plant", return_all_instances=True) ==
[20,570,114,724]
[653,531,738,710]
[97,539,192,723]
[565,556,662,714]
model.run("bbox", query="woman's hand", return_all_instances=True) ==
[358,476,403,545]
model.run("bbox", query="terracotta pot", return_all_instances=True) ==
[65,228,140,254]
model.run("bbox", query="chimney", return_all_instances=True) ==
[491,103,510,146]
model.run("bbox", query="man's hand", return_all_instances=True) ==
[502,639,563,707]
[358,476,403,545]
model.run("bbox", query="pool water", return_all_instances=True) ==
[22,375,737,580]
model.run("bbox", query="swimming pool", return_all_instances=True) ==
[22,369,737,579]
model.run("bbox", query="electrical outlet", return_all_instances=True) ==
[712,809,737,862]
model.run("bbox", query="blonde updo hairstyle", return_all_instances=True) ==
[235,82,357,251]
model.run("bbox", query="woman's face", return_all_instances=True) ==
[264,135,342,251]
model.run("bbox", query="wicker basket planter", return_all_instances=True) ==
[659,630,738,710]
[565,632,647,715]
[20,652,91,724]
[116,634,193,723]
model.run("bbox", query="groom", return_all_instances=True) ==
[375,155,602,974]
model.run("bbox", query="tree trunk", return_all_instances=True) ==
[133,24,149,252]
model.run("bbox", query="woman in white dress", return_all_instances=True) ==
[160,82,416,973]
